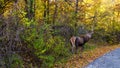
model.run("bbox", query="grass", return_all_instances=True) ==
[54,44,120,68]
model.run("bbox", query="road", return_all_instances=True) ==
[85,48,120,68]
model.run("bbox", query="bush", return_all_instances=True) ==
[10,54,24,68]
[84,43,96,51]
[34,35,71,68]
[93,28,120,44]
[21,21,71,67]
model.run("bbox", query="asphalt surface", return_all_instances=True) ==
[85,48,120,68]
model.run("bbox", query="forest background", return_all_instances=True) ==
[0,0,120,68]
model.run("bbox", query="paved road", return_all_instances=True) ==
[85,48,120,68]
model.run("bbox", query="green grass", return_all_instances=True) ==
[84,43,97,51]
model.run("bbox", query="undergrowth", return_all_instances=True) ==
[58,44,120,68]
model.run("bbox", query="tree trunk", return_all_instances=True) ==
[74,0,78,35]
[53,0,58,25]
[24,0,35,20]
[47,0,50,23]
[43,0,50,23]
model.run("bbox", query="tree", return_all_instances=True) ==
[24,0,35,20]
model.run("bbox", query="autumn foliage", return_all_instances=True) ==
[0,0,120,68]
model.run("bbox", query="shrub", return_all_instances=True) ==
[21,21,71,67]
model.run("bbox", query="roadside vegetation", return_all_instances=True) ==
[55,44,120,68]
[0,0,120,68]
